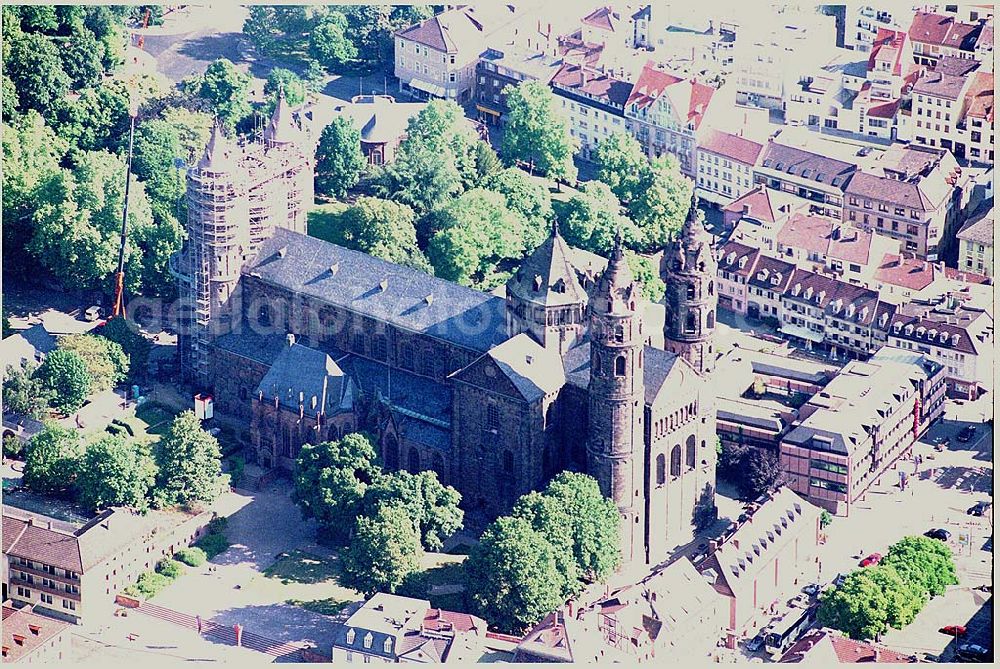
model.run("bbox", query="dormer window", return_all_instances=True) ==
[775,162,784,170]
[951,334,960,346]
[771,274,781,285]
[939,332,948,344]
[847,303,856,317]
[533,275,543,291]
[892,322,902,333]
[916,326,926,337]
[928,328,937,339]
[726,251,737,265]
[804,286,813,300]
[384,638,392,654]
[738,257,747,269]
[364,632,373,649]
[817,290,825,303]
[879,312,888,327]
[792,283,801,296]
[904,324,914,335]
[346,629,356,645]
[860,306,868,321]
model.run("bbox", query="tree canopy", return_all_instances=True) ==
[2,363,52,419]
[315,116,366,199]
[328,197,432,273]
[594,131,648,205]
[501,81,577,183]
[37,349,92,414]
[361,469,464,552]
[57,334,129,393]
[154,410,224,508]
[22,423,83,496]
[77,434,157,512]
[557,180,637,256]
[195,59,252,130]
[341,503,423,597]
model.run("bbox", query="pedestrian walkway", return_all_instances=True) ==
[132,600,316,661]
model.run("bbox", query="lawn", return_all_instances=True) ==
[307,203,349,245]
[264,550,343,585]
[285,597,351,616]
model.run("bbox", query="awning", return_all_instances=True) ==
[409,78,447,98]
[476,104,501,117]
[780,323,825,344]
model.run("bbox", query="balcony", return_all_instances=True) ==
[8,574,81,602]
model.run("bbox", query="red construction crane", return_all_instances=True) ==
[111,99,139,319]
[137,8,151,51]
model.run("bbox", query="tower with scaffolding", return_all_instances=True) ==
[173,91,314,387]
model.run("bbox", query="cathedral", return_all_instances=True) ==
[175,98,720,567]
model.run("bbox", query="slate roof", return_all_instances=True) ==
[484,333,566,402]
[716,398,785,433]
[2,605,69,663]
[395,5,518,53]
[2,515,83,572]
[888,314,978,354]
[746,256,796,293]
[718,241,760,279]
[245,229,508,353]
[699,129,764,165]
[956,198,994,244]
[507,225,589,308]
[562,341,682,406]
[550,62,634,111]
[256,341,352,415]
[339,352,452,427]
[758,141,857,189]
[912,70,968,99]
[211,332,289,366]
[846,144,958,211]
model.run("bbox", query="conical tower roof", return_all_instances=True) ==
[507,221,588,307]
[197,122,236,172]
[264,85,302,146]
[592,228,640,315]
[666,193,715,274]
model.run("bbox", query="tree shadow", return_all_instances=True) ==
[174,33,247,65]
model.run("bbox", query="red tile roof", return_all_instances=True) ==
[422,608,482,634]
[700,129,764,165]
[780,628,917,663]
[3,519,83,573]
[777,213,834,256]
[868,29,909,76]
[908,12,957,47]
[875,254,937,290]
[867,97,901,118]
[581,6,618,32]
[1,606,69,663]
[718,241,760,277]
[551,63,634,108]
[626,61,683,108]
[964,71,995,122]
[723,187,781,222]
[686,81,716,130]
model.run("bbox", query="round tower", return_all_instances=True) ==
[505,222,588,354]
[662,195,718,375]
[586,230,645,567]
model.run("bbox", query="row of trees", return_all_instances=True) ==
[242,6,434,76]
[465,472,621,635]
[819,536,959,640]
[20,410,225,513]
[292,433,464,596]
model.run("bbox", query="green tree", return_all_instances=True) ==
[264,68,307,108]
[97,317,151,381]
[77,434,157,512]
[427,188,529,287]
[362,470,464,552]
[52,80,132,154]
[309,13,357,70]
[818,569,892,640]
[718,440,750,481]
[19,5,59,32]
[882,536,958,598]
[629,155,692,251]
[22,423,83,495]
[377,100,478,214]
[466,515,566,635]
[511,491,581,597]
[154,410,224,508]
[57,334,129,392]
[292,433,380,545]
[2,111,68,278]
[242,6,283,55]
[160,107,213,166]
[820,510,833,529]
[474,138,502,182]
[594,131,648,205]
[6,32,71,121]
[867,565,926,630]
[626,251,666,303]
[2,363,52,419]
[483,167,553,247]
[344,5,393,65]
[558,181,636,256]
[197,59,252,130]
[541,472,621,582]
[330,197,432,273]
[502,81,577,183]
[133,118,186,224]
[738,448,786,501]
[341,503,423,597]
[315,116,365,199]
[37,349,92,414]
[2,74,19,122]
[59,28,106,90]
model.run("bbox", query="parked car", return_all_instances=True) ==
[84,305,102,322]
[956,644,990,661]
[957,426,977,442]
[968,501,992,516]
[925,528,952,541]
[746,634,766,652]
[859,552,882,567]
[788,593,810,608]
[940,625,968,636]
[802,583,822,596]
[833,573,847,587]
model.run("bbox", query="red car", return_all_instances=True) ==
[859,553,882,567]
[940,625,967,637]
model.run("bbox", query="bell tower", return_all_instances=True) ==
[586,231,645,567]
[663,195,718,375]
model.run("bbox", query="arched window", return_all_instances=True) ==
[503,450,514,473]
[670,445,682,477]
[686,435,696,469]
[258,304,271,327]
[687,284,696,300]
[327,424,339,442]
[385,435,399,470]
[408,447,421,473]
[432,453,445,481]
[686,313,696,333]
[400,343,415,371]
[656,454,666,485]
[594,351,602,374]
[707,311,715,328]
[615,355,626,376]
[708,281,714,295]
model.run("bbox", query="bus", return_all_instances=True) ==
[764,605,817,654]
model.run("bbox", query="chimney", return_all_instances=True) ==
[743,204,752,215]
[26,517,34,527]
[286,333,296,347]
[732,538,739,550]
[708,539,718,554]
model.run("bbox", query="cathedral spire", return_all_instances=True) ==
[264,83,302,147]
[198,121,235,171]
